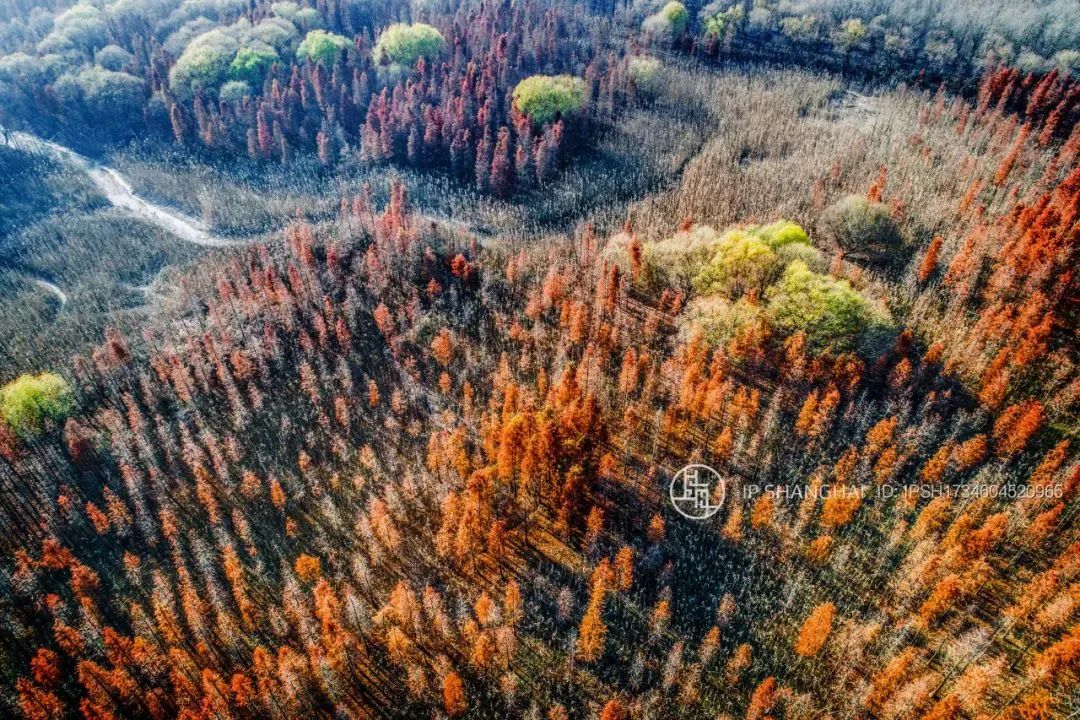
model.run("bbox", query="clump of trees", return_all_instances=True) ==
[672,0,1080,85]
[0,0,626,194]
[624,220,884,352]
[512,74,588,125]
[44,3,109,54]
[0,371,72,434]
[53,66,145,122]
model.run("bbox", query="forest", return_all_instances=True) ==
[0,0,1077,719]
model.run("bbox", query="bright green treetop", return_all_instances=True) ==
[692,230,779,298]
[512,74,587,124]
[751,220,810,249]
[662,2,690,35]
[373,23,447,67]
[628,56,663,94]
[230,43,278,84]
[836,18,868,49]
[1,372,73,435]
[765,260,873,351]
[169,30,238,97]
[296,29,351,65]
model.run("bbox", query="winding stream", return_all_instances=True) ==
[2,129,236,248]
[2,129,242,307]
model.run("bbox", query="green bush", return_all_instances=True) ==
[1054,49,1079,73]
[663,1,690,35]
[781,15,820,40]
[219,79,252,103]
[373,23,447,68]
[627,56,662,94]
[644,221,810,296]
[0,52,42,86]
[820,195,902,264]
[700,3,744,38]
[293,8,322,30]
[512,74,587,125]
[230,42,278,83]
[270,1,300,20]
[641,225,720,290]
[750,220,810,249]
[765,260,873,351]
[296,29,350,65]
[1,372,73,435]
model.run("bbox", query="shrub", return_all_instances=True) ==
[765,260,874,351]
[643,1,689,39]
[512,74,587,125]
[1,372,73,435]
[293,8,322,30]
[250,17,298,52]
[628,56,662,94]
[820,195,901,264]
[219,79,252,103]
[775,241,826,273]
[52,3,110,51]
[230,42,278,84]
[1015,51,1047,73]
[373,22,447,68]
[662,2,689,35]
[271,1,300,20]
[781,15,820,40]
[95,44,133,71]
[74,67,145,118]
[646,221,812,297]
[835,18,867,49]
[296,29,350,65]
[169,29,238,96]
[1054,49,1079,73]
[641,225,720,291]
[684,295,764,346]
[163,18,216,56]
[700,3,744,38]
[0,52,42,86]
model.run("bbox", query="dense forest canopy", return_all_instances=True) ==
[0,1,1077,720]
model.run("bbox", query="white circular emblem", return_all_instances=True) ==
[669,464,726,520]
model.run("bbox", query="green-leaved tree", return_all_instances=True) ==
[1,372,73,435]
